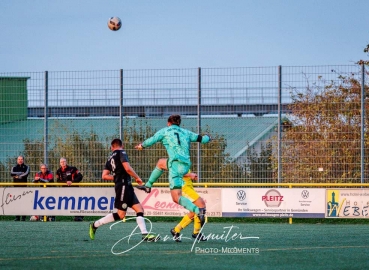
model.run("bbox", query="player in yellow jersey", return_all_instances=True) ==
[149,158,207,242]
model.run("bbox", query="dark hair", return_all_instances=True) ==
[168,114,181,125]
[111,138,123,147]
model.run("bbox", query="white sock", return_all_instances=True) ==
[94,213,115,228]
[136,216,148,234]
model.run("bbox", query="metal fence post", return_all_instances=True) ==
[120,69,124,141]
[197,67,202,182]
[278,65,282,183]
[44,71,48,165]
[361,64,365,184]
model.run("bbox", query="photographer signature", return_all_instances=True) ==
[109,217,259,255]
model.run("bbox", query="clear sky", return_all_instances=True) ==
[1,0,368,72]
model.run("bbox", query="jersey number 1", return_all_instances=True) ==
[174,132,181,145]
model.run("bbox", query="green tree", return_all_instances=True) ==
[282,71,369,183]
[21,132,107,182]
[246,142,274,182]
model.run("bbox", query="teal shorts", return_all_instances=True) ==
[168,161,189,190]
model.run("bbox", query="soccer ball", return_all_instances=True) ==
[30,215,39,221]
[108,17,122,31]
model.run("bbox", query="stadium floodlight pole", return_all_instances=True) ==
[197,67,202,183]
[119,69,124,141]
[361,64,365,184]
[278,65,282,184]
[44,71,49,166]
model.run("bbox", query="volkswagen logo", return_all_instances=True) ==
[301,190,309,199]
[237,190,246,201]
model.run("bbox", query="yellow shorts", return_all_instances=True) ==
[182,176,200,202]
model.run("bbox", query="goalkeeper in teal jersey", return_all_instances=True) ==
[135,114,211,226]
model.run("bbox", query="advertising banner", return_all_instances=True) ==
[0,187,222,217]
[326,189,369,218]
[222,188,325,218]
[125,187,222,217]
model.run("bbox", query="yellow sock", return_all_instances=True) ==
[174,215,193,233]
[193,215,201,234]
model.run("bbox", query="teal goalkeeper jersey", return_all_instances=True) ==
[142,124,210,166]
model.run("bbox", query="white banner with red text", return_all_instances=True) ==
[222,188,326,218]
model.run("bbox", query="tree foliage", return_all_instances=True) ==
[357,43,369,65]
[282,71,369,183]
[246,142,274,182]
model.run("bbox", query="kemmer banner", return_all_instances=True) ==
[326,189,369,218]
[0,187,222,217]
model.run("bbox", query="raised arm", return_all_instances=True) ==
[122,162,143,185]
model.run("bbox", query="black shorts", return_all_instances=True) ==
[114,184,140,211]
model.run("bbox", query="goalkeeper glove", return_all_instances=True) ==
[204,134,212,143]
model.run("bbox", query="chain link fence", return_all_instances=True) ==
[0,65,367,184]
